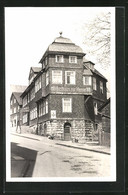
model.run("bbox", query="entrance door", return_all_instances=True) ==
[64,122,71,141]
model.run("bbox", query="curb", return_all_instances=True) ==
[56,143,110,155]
[11,133,40,141]
[11,133,110,155]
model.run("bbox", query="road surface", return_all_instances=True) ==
[11,134,111,178]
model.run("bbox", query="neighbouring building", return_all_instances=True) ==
[10,92,23,129]
[10,86,27,131]
[98,98,111,146]
[19,33,108,142]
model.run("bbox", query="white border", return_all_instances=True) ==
[6,7,116,182]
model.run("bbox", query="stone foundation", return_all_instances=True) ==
[37,119,94,142]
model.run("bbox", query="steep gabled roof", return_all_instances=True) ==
[93,69,107,81]
[11,92,23,105]
[28,67,42,80]
[31,67,42,73]
[83,58,107,81]
[10,85,27,94]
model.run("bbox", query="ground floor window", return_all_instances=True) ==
[23,114,28,124]
[30,107,37,120]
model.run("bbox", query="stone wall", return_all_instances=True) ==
[37,119,95,143]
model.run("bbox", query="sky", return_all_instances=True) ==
[5,7,115,95]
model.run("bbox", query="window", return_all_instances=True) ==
[69,56,77,63]
[42,102,45,115]
[94,102,98,115]
[65,71,75,85]
[14,98,16,103]
[42,61,45,69]
[55,55,64,63]
[30,107,37,120]
[46,71,49,86]
[35,76,41,92]
[38,99,48,117]
[46,100,48,114]
[23,114,28,124]
[100,81,103,93]
[18,105,20,111]
[83,76,91,85]
[23,95,27,107]
[45,57,47,65]
[30,87,35,101]
[62,98,72,113]
[14,107,16,113]
[93,77,97,90]
[52,70,62,84]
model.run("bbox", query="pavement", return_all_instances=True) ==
[11,132,110,155]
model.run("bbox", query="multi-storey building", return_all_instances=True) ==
[20,34,108,141]
[10,92,23,128]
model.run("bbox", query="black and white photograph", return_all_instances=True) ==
[5,7,116,182]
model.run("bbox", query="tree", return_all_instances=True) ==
[82,12,111,69]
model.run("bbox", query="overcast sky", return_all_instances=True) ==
[5,7,115,94]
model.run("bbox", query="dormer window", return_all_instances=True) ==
[55,55,64,63]
[69,56,77,63]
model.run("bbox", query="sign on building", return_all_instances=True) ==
[51,110,56,119]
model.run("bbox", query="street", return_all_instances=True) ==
[11,134,110,178]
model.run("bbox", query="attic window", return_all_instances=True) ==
[56,55,64,63]
[69,56,77,63]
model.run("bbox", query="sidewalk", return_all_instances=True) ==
[11,132,110,155]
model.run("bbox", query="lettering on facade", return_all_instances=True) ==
[51,86,92,94]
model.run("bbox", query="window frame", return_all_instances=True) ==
[55,55,64,63]
[23,113,28,124]
[94,102,98,115]
[52,70,62,84]
[23,95,27,107]
[14,98,16,104]
[69,56,77,63]
[100,81,103,94]
[46,71,49,86]
[65,71,76,85]
[62,98,72,113]
[93,77,97,90]
[83,76,92,85]
[46,100,48,114]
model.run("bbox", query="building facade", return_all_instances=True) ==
[20,34,108,141]
[10,92,23,129]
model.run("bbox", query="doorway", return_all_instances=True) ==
[64,122,71,141]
